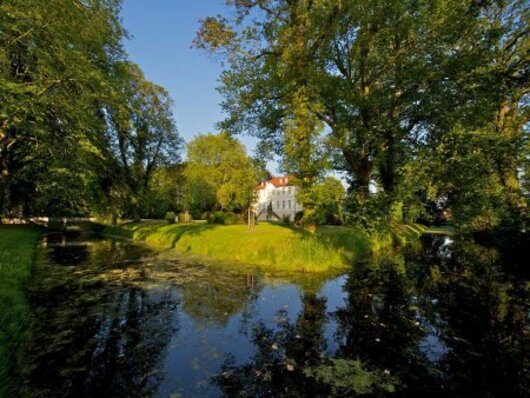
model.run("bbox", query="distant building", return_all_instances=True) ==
[254,176,302,221]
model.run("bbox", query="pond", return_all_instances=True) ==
[21,231,528,397]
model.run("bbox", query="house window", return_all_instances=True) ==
[288,187,291,195]
[282,201,285,209]
[277,201,280,209]
[288,200,291,209]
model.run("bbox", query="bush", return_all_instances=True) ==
[209,211,226,224]
[207,211,242,225]
[225,212,240,225]
[201,212,213,221]
[294,211,304,226]
[165,211,176,224]
[178,212,192,224]
[282,215,289,225]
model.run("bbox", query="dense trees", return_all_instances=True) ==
[0,0,182,219]
[2,0,527,232]
[195,0,529,232]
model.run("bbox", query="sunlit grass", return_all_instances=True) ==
[115,222,387,272]
[0,225,42,397]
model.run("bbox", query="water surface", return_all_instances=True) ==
[22,232,528,397]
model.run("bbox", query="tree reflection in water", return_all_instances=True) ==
[25,234,179,397]
[213,236,529,397]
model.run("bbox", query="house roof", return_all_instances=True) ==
[269,176,292,187]
[255,176,295,191]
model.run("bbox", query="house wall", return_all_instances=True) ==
[254,181,302,221]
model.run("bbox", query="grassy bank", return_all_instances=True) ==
[0,226,42,396]
[110,221,397,272]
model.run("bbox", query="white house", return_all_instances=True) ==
[253,176,302,221]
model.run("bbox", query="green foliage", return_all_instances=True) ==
[298,177,346,225]
[344,194,391,231]
[184,179,217,220]
[165,212,176,224]
[108,63,182,219]
[0,226,41,397]
[425,126,524,232]
[0,0,125,216]
[0,1,183,219]
[196,0,529,234]
[144,166,185,219]
[207,211,241,225]
[184,132,259,214]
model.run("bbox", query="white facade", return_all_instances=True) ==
[253,176,302,221]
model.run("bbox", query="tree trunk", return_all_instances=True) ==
[247,206,254,231]
[343,148,372,201]
[379,132,396,194]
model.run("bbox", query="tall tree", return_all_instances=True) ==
[0,0,125,215]
[195,0,483,198]
[107,63,182,219]
[196,0,528,230]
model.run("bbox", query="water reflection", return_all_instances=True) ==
[212,236,529,397]
[21,233,528,397]
[25,234,178,396]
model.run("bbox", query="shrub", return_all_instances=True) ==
[207,211,242,225]
[201,212,213,221]
[294,211,304,226]
[178,212,192,224]
[209,211,226,224]
[282,214,292,225]
[224,212,240,225]
[165,211,176,224]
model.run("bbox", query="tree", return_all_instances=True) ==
[184,132,259,222]
[195,0,528,232]
[107,63,182,219]
[183,179,217,219]
[144,164,185,218]
[298,176,346,225]
[0,0,125,216]
[195,1,483,197]
[0,1,184,220]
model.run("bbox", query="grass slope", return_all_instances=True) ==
[116,222,376,272]
[0,226,42,397]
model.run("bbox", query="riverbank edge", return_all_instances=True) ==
[0,225,43,397]
[101,221,436,273]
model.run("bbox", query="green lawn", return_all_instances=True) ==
[0,225,42,397]
[115,222,389,272]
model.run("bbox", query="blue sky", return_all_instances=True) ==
[120,1,227,138]
[120,1,347,180]
[120,1,263,158]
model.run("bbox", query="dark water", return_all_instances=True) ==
[21,232,528,397]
